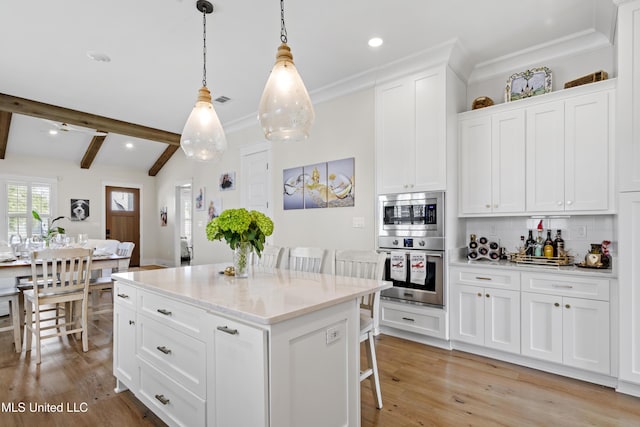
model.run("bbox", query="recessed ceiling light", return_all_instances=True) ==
[368,37,383,48]
[125,142,134,149]
[87,51,111,63]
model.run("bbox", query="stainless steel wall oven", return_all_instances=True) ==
[378,192,445,307]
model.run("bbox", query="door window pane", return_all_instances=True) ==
[111,191,135,211]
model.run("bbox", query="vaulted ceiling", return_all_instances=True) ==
[0,0,616,175]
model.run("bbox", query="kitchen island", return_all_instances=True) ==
[112,264,391,427]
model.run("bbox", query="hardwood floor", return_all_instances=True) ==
[1,277,639,426]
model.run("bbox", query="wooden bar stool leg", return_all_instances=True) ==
[10,296,21,353]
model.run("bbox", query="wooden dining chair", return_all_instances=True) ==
[89,242,135,316]
[334,249,386,409]
[0,287,22,353]
[287,247,325,273]
[23,247,93,364]
[254,245,283,268]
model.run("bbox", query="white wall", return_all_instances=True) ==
[155,88,377,266]
[0,154,158,264]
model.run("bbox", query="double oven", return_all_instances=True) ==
[378,191,445,307]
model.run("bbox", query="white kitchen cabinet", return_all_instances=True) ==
[521,273,610,375]
[113,282,138,393]
[376,65,447,194]
[380,299,447,340]
[208,314,268,427]
[618,192,640,395]
[527,90,613,213]
[618,0,640,191]
[450,267,520,354]
[459,109,525,215]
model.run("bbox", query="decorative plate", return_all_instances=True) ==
[505,67,552,102]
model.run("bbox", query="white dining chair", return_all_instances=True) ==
[334,249,386,409]
[0,287,22,353]
[23,247,93,364]
[287,247,325,273]
[255,245,283,268]
[89,241,135,316]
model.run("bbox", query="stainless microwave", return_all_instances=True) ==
[378,192,444,244]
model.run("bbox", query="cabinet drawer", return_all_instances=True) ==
[139,290,205,338]
[139,360,205,427]
[137,314,206,398]
[451,267,521,291]
[113,281,137,309]
[381,301,446,339]
[521,273,609,301]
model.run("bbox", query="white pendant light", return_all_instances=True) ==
[258,0,314,142]
[180,0,227,162]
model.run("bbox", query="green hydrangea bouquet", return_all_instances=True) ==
[206,208,274,257]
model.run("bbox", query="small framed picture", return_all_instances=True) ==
[505,67,552,102]
[219,172,235,191]
[195,187,205,211]
[160,206,167,226]
[70,199,90,221]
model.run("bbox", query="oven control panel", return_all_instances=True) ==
[379,235,443,251]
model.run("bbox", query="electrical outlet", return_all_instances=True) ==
[326,327,340,344]
[352,217,365,228]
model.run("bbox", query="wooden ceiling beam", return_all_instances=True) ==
[80,134,108,169]
[0,93,181,146]
[0,111,11,159]
[148,144,180,177]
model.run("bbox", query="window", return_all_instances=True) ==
[2,177,57,243]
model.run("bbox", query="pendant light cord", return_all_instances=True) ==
[280,0,288,43]
[202,5,207,87]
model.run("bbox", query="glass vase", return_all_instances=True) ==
[233,242,252,278]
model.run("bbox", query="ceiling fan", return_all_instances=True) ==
[43,119,107,136]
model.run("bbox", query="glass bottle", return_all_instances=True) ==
[544,230,554,258]
[525,230,535,256]
[554,230,565,258]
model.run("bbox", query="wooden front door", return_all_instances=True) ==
[106,186,140,267]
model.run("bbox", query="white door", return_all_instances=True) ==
[450,284,484,346]
[492,109,525,214]
[526,101,565,212]
[521,292,563,363]
[564,91,611,211]
[484,288,520,354]
[562,296,610,374]
[241,145,271,218]
[459,117,492,214]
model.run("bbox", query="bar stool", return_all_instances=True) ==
[0,287,22,352]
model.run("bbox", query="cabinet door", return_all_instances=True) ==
[450,284,484,346]
[376,79,414,194]
[564,91,611,211]
[113,303,138,391]
[459,117,492,214]
[618,0,640,191]
[209,315,268,427]
[562,297,610,374]
[492,109,525,213]
[414,69,446,191]
[484,288,520,354]
[526,101,565,212]
[619,192,640,385]
[521,292,563,363]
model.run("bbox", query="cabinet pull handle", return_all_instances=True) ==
[117,293,129,299]
[156,345,172,354]
[157,308,172,316]
[554,303,560,307]
[475,276,492,281]
[401,317,415,322]
[565,304,571,309]
[155,394,170,405]
[552,284,573,289]
[217,326,239,335]
[129,320,135,325]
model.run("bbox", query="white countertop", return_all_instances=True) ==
[449,258,617,278]
[113,263,392,325]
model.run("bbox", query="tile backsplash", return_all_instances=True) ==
[464,215,616,260]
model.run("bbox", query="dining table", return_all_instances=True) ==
[0,253,131,281]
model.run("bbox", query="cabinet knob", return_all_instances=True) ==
[477,292,482,297]
[565,304,571,309]
[566,200,573,206]
[494,204,498,208]
[404,184,409,189]
[554,302,560,307]
[485,204,491,209]
[557,201,563,206]
[128,320,135,325]
[485,293,490,298]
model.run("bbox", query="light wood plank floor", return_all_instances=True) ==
[1,279,639,426]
